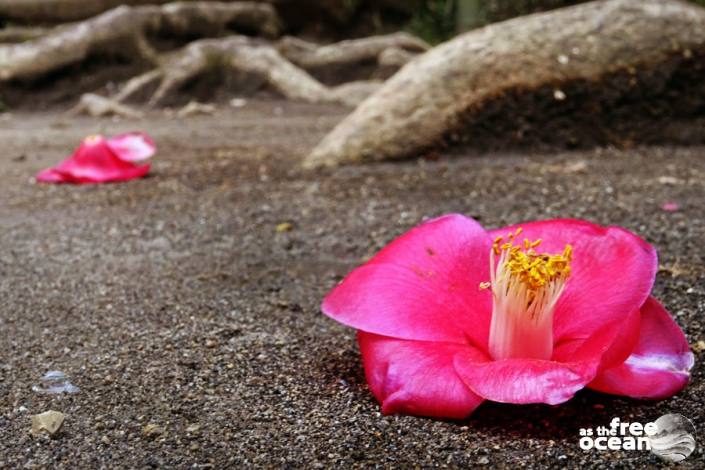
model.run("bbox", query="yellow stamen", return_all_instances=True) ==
[485,228,573,360]
[504,241,572,291]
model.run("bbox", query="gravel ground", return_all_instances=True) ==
[0,101,703,468]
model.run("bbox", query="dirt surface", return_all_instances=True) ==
[0,100,703,468]
[457,51,705,152]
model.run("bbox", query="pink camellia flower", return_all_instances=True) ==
[322,215,694,419]
[36,132,155,184]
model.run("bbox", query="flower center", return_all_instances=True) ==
[482,228,572,360]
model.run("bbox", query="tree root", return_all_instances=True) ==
[0,0,169,24]
[175,100,216,118]
[0,26,50,44]
[377,47,417,68]
[0,2,281,81]
[111,36,326,106]
[277,32,429,69]
[329,81,384,107]
[0,1,427,109]
[103,35,385,108]
[304,0,705,167]
[0,0,416,26]
[68,93,144,118]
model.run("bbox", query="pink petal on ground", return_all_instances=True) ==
[36,167,71,183]
[660,202,680,212]
[489,219,657,343]
[323,214,493,347]
[588,297,694,399]
[36,134,153,184]
[107,132,156,162]
[358,332,485,419]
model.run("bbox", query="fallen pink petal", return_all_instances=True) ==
[322,215,694,419]
[36,132,156,184]
[660,202,680,212]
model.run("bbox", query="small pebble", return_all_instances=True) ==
[230,98,247,108]
[30,410,65,437]
[276,222,294,233]
[658,176,679,185]
[142,424,163,438]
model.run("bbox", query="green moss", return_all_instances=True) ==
[406,0,458,44]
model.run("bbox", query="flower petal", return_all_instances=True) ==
[454,355,596,405]
[358,332,485,419]
[36,168,71,183]
[107,132,156,162]
[323,214,492,346]
[489,219,657,342]
[36,135,152,184]
[456,316,627,404]
[553,307,641,370]
[588,297,694,399]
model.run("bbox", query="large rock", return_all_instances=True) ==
[304,0,705,167]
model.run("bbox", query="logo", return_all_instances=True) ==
[649,414,697,463]
[579,414,696,462]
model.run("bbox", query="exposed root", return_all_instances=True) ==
[68,93,143,118]
[0,0,170,24]
[304,0,705,167]
[277,32,429,69]
[1,1,425,109]
[115,36,332,106]
[0,2,281,81]
[112,69,163,103]
[329,80,383,107]
[98,34,403,107]
[175,100,216,118]
[0,0,411,26]
[377,47,417,67]
[0,26,50,44]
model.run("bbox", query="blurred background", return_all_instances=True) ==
[5,0,705,41]
[2,0,705,112]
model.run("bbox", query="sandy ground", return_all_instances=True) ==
[0,100,703,468]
